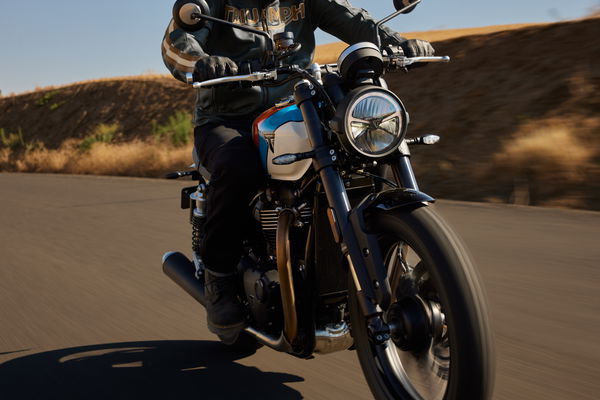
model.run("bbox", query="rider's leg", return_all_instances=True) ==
[194,119,264,333]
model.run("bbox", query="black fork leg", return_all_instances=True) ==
[293,81,389,318]
[391,154,419,191]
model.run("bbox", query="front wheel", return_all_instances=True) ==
[349,206,494,400]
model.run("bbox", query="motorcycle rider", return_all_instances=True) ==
[162,0,434,335]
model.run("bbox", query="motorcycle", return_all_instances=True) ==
[162,0,494,398]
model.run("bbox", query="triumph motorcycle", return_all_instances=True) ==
[162,0,494,398]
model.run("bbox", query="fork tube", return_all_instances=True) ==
[391,155,419,191]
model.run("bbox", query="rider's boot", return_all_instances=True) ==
[204,268,246,334]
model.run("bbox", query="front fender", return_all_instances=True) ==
[347,189,435,308]
[358,188,435,213]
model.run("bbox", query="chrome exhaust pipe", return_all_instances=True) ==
[244,327,292,352]
[162,251,206,307]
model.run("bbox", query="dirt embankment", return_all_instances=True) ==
[1,18,599,210]
[0,77,194,148]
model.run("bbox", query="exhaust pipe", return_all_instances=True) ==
[276,210,298,344]
[162,251,206,307]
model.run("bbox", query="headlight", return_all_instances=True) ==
[333,87,408,158]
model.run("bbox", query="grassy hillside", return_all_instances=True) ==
[1,19,599,210]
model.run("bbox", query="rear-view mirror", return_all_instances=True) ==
[394,0,419,14]
[172,0,210,32]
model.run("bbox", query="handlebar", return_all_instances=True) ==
[184,55,450,88]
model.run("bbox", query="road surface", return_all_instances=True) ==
[0,173,598,399]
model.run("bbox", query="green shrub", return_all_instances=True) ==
[0,127,26,150]
[152,111,192,147]
[79,123,119,151]
[36,90,59,107]
[49,101,66,111]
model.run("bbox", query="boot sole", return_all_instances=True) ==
[207,319,247,336]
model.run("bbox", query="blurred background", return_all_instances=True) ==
[0,0,598,209]
[0,1,599,399]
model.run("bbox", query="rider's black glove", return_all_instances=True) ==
[399,39,435,58]
[193,56,239,82]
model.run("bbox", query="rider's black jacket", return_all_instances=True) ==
[162,0,409,125]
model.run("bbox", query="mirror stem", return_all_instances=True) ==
[374,0,422,47]
[191,13,274,53]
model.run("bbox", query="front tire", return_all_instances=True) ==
[349,205,494,399]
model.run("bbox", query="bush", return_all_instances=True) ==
[152,111,192,147]
[493,122,592,182]
[0,127,25,150]
[79,123,120,151]
[36,90,59,107]
[490,120,595,206]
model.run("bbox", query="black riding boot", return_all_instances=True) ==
[204,269,246,334]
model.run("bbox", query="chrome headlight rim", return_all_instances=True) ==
[335,86,408,158]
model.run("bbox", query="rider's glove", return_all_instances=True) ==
[399,39,435,58]
[193,56,239,82]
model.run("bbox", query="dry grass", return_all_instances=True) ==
[314,23,543,64]
[1,141,193,178]
[490,120,597,207]
[494,121,593,180]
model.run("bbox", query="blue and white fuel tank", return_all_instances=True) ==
[252,103,312,181]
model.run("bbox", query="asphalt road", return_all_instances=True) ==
[0,173,598,399]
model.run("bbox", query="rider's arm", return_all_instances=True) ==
[307,0,408,46]
[161,19,212,82]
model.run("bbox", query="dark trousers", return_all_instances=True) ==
[194,120,265,274]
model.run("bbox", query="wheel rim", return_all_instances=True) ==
[375,242,450,400]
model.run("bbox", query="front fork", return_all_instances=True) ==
[294,81,419,344]
[391,142,419,191]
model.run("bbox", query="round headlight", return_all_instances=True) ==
[333,87,408,158]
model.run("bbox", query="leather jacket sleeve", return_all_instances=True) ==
[161,20,208,82]
[307,0,407,46]
[163,0,229,82]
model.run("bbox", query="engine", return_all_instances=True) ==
[244,194,312,333]
[241,258,283,333]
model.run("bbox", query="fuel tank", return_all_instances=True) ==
[252,103,312,181]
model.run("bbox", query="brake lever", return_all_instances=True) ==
[402,56,450,66]
[384,55,450,71]
[185,71,278,88]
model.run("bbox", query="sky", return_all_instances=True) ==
[0,0,598,95]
